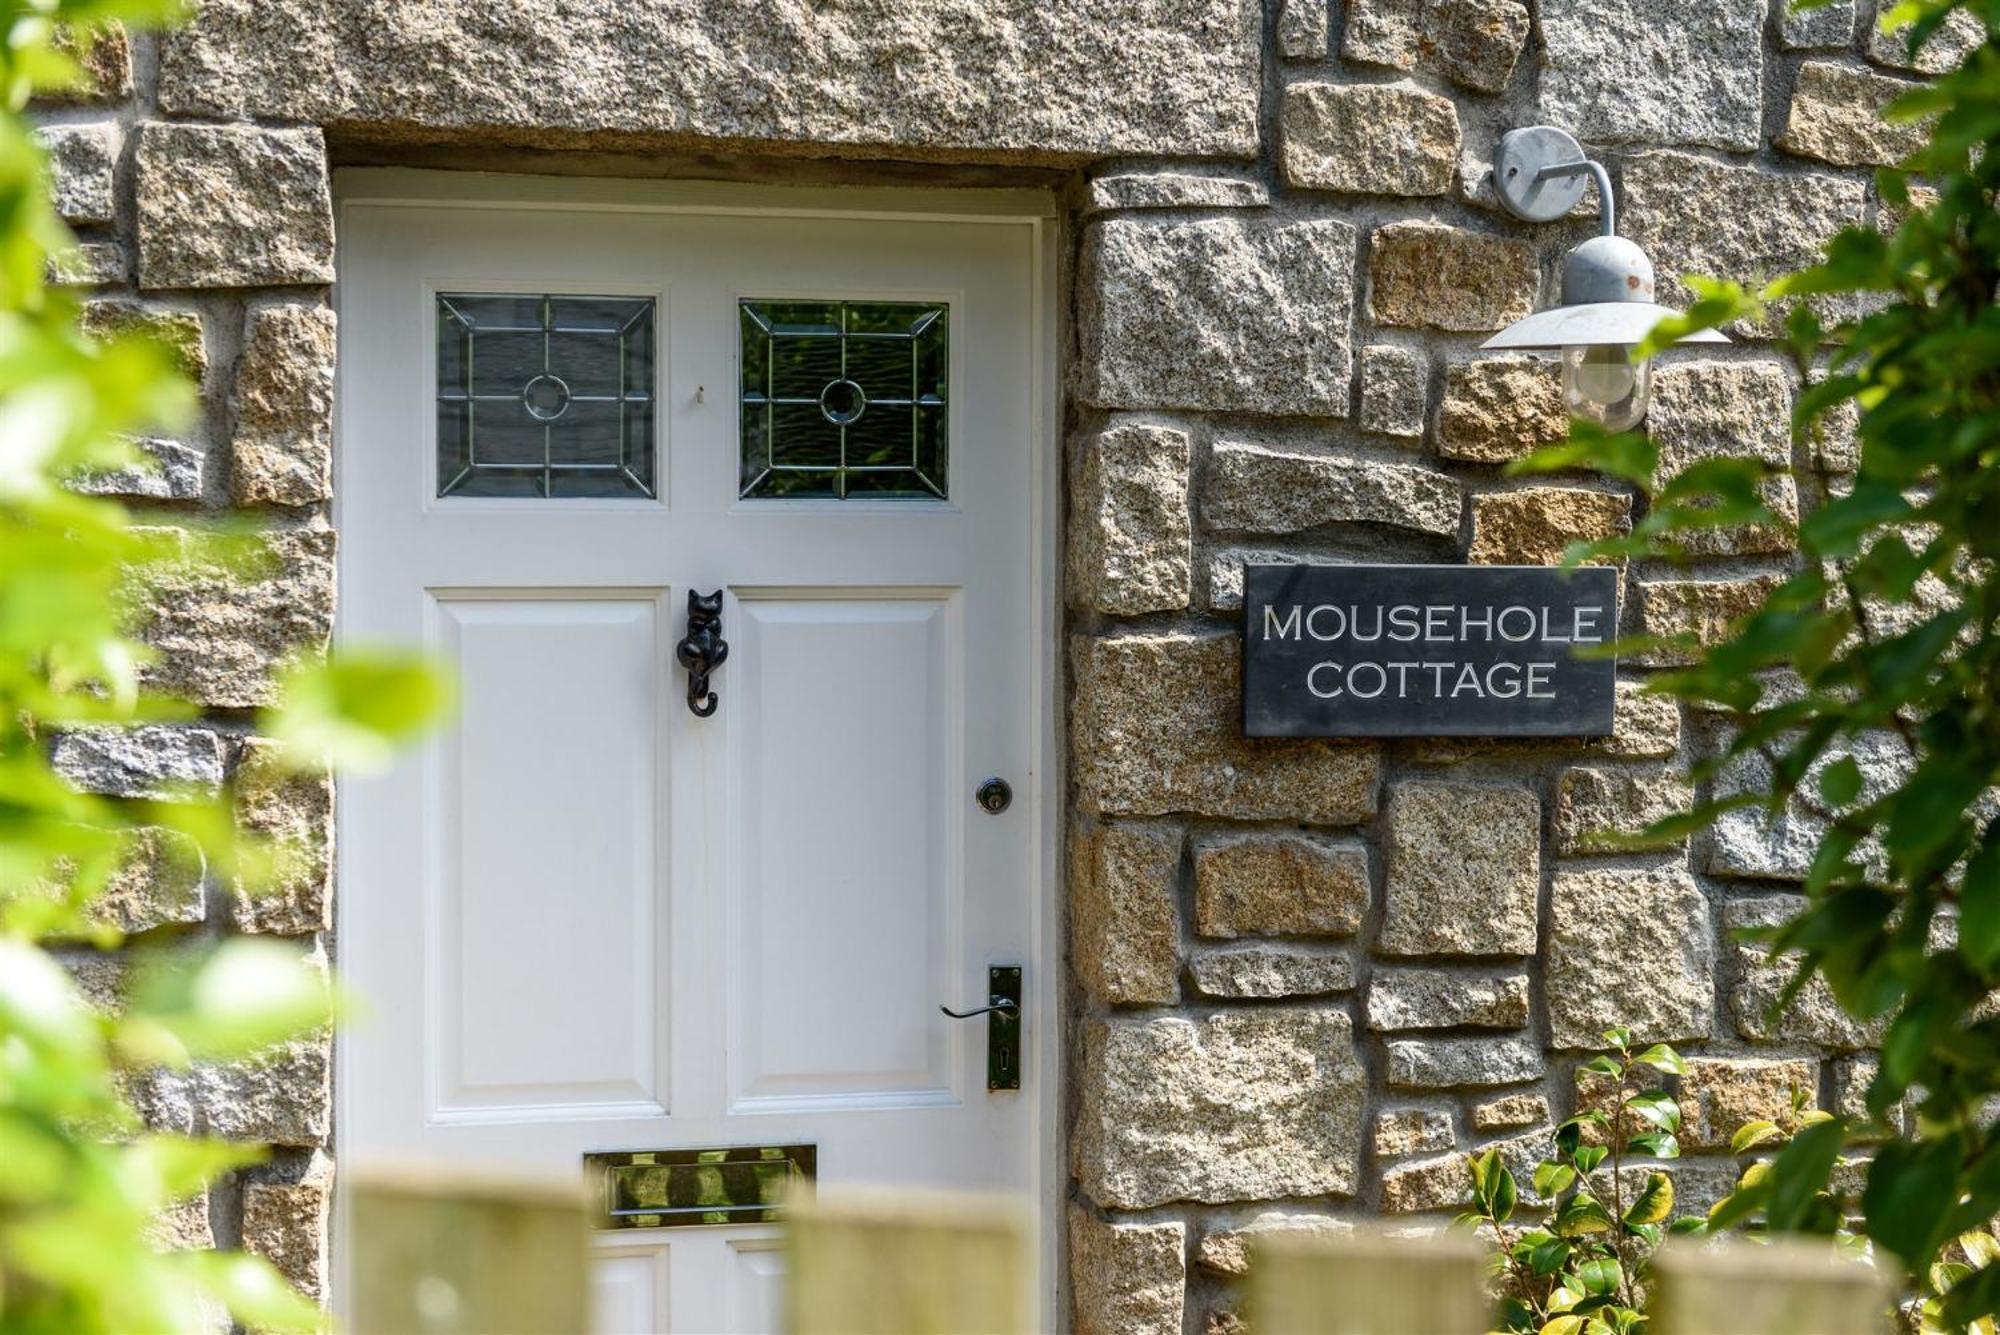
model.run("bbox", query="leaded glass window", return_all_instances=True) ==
[437,293,655,499]
[739,300,948,500]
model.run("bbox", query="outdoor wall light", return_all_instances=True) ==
[1485,126,1727,430]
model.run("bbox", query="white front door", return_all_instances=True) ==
[335,180,1052,1333]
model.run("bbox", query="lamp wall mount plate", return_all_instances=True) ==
[1494,126,1595,224]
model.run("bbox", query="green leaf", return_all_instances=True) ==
[1557,1194,1614,1237]
[1628,1132,1681,1160]
[1574,1256,1623,1298]
[1626,1091,1682,1134]
[1536,1162,1578,1197]
[1573,1146,1608,1176]
[1731,1121,1785,1154]
[1957,836,2000,973]
[171,1251,323,1333]
[1766,1118,1846,1232]
[1817,755,1863,808]
[1530,1238,1574,1275]
[1623,1172,1675,1227]
[1633,1044,1687,1076]
[261,651,453,774]
[1864,1138,1962,1271]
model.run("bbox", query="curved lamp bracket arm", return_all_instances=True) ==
[1493,125,1615,237]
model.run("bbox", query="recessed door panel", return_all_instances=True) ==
[427,591,670,1120]
[728,592,961,1109]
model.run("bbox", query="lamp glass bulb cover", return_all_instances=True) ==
[1563,344,1651,432]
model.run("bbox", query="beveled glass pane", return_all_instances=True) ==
[738,299,948,501]
[436,293,656,500]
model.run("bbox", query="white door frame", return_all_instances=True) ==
[328,168,1065,1327]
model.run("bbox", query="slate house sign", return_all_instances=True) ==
[1242,564,1619,738]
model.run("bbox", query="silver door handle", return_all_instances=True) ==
[939,997,1019,1019]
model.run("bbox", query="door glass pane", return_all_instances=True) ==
[437,294,656,499]
[739,300,948,500]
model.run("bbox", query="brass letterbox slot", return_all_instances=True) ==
[584,1144,815,1230]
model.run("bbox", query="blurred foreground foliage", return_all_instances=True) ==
[0,3,447,1329]
[1516,0,2000,1324]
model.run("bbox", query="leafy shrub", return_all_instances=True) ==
[1461,1030,1691,1334]
[1515,0,2000,1319]
[0,5,446,1329]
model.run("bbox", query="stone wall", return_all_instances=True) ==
[35,0,1965,1326]
[1063,2,1962,1331]
[37,19,339,1299]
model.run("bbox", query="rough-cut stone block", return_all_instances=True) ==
[1727,895,1886,1048]
[1469,487,1630,565]
[244,1152,333,1301]
[1624,152,1865,333]
[1547,867,1714,1049]
[1835,1054,1912,1138]
[1367,970,1530,1031]
[1190,945,1355,998]
[138,527,335,709]
[52,726,225,799]
[1379,782,1539,957]
[1781,60,1927,168]
[160,0,1261,163]
[232,739,333,935]
[1369,221,1537,333]
[1194,831,1369,938]
[199,1038,330,1145]
[1277,0,1330,58]
[1601,682,1684,760]
[1473,1093,1549,1132]
[1709,732,1908,881]
[1077,1010,1365,1207]
[1358,345,1427,440]
[1648,360,1798,556]
[81,300,207,383]
[1280,82,1459,196]
[1439,0,1531,93]
[1381,1154,1473,1212]
[1680,1057,1816,1151]
[1553,765,1694,854]
[1072,821,1181,1007]
[1782,0,1855,48]
[1385,1036,1544,1088]
[1070,1207,1184,1335]
[45,22,133,104]
[1197,1213,1354,1275]
[1086,170,1270,213]
[1069,419,1191,616]
[1437,356,1565,463]
[1203,548,1350,614]
[1081,216,1355,416]
[70,438,203,501]
[1632,575,1784,667]
[1342,0,1427,67]
[1868,4,1983,73]
[1073,632,1380,822]
[1408,678,1681,764]
[35,121,116,224]
[232,302,336,507]
[1203,439,1462,539]
[133,124,333,289]
[50,239,127,287]
[1376,1108,1455,1157]
[1343,0,1528,92]
[91,828,205,934]
[1539,0,1766,152]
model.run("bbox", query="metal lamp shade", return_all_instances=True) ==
[1482,301,1730,351]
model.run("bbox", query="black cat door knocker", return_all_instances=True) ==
[675,590,728,717]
